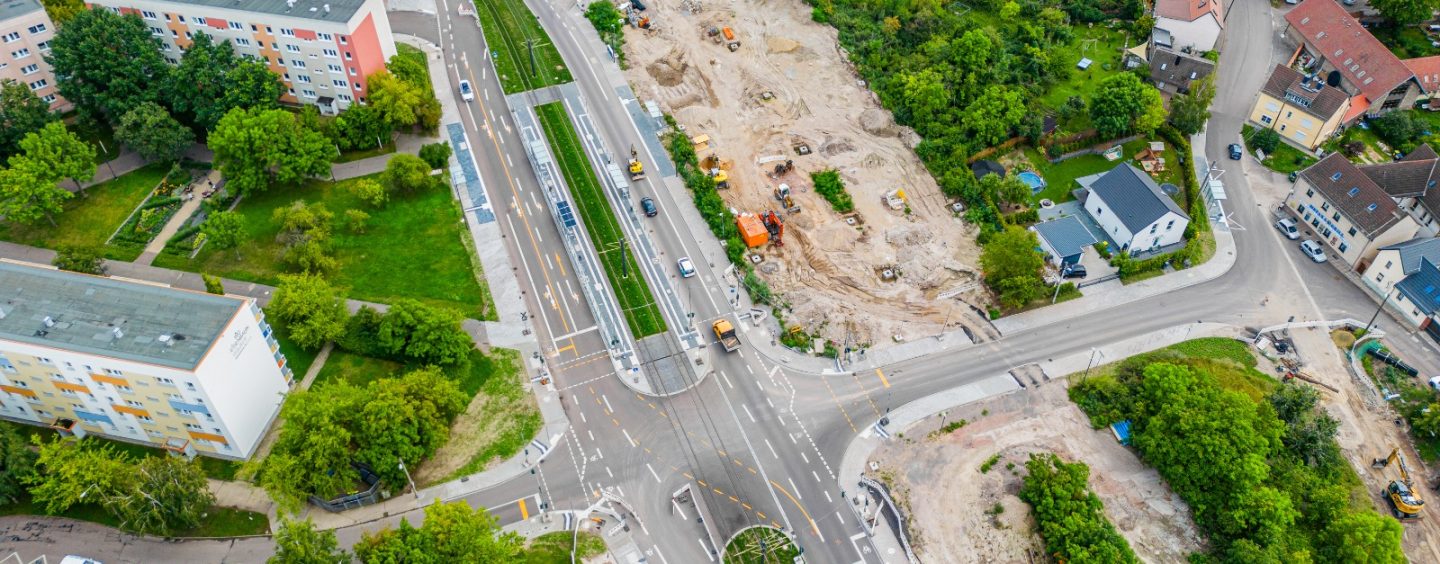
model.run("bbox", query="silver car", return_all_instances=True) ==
[1275,218,1299,240]
[1300,240,1327,263]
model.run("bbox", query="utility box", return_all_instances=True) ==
[737,214,768,247]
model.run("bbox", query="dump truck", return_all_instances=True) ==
[722,26,740,51]
[628,147,645,180]
[713,319,740,352]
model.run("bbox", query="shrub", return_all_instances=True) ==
[811,169,854,213]
[1251,128,1281,155]
[418,142,452,170]
[53,245,106,275]
[1020,454,1139,563]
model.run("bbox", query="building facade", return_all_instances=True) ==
[88,0,395,113]
[1079,163,1190,253]
[1153,0,1223,53]
[0,0,65,111]
[1282,0,1429,119]
[1248,65,1354,151]
[0,261,293,460]
[1291,154,1420,269]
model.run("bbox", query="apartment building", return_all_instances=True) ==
[1283,0,1430,120]
[0,261,293,460]
[1290,154,1420,269]
[89,0,395,113]
[0,0,64,111]
[1248,64,1356,151]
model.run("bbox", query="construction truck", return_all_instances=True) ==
[1374,447,1425,520]
[761,211,784,246]
[774,183,800,213]
[713,319,740,352]
[628,147,645,180]
[710,168,729,189]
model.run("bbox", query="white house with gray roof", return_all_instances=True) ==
[1078,163,1189,253]
[0,261,291,460]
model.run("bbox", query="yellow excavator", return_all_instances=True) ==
[1373,447,1425,520]
[628,147,645,181]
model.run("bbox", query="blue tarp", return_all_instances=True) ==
[1110,419,1133,445]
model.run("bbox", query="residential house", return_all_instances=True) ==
[87,0,396,113]
[1360,144,1440,236]
[0,0,65,111]
[1149,45,1216,95]
[1032,215,1098,267]
[1153,0,1223,53]
[1248,64,1356,151]
[1404,56,1440,107]
[1391,258,1440,330]
[1078,163,1190,253]
[1291,153,1420,268]
[0,261,293,460]
[1283,0,1424,118]
[1362,237,1440,295]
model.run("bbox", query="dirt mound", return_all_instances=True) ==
[645,50,689,87]
[765,36,800,53]
[859,108,898,138]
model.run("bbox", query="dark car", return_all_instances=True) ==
[1062,264,1087,279]
[1228,143,1242,160]
[640,197,658,217]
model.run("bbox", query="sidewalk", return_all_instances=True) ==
[136,169,221,266]
[331,133,437,181]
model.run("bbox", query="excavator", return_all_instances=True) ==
[628,147,645,181]
[1373,447,1425,520]
[761,211,784,246]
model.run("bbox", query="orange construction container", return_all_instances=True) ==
[722,27,735,41]
[737,214,768,247]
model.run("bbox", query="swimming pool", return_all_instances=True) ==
[1017,171,1046,193]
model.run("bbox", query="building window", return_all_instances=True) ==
[1165,219,1175,230]
[339,35,348,44]
[40,94,54,103]
[1339,242,1349,253]
[0,32,18,43]
[184,423,202,430]
[1306,188,1314,197]
[296,74,310,83]
[286,44,300,53]
[323,48,338,58]
[20,64,38,75]
[1331,212,1340,222]
[171,29,178,37]
[155,377,174,386]
[1261,115,1273,124]
[332,79,348,89]
[348,66,357,76]
[164,14,171,21]
[236,38,252,46]
[327,63,342,72]
[142,10,157,19]
[280,28,295,37]
[344,51,352,60]
[36,41,48,51]
[194,17,207,25]
[151,26,164,36]
[1368,203,1379,211]
[229,21,243,30]
[291,60,306,68]
[1378,273,1386,283]
[337,93,353,102]
[302,89,317,98]
[318,32,333,41]
[1347,187,1360,197]
[27,23,46,35]
[26,79,45,91]
[1348,227,1357,236]
[124,399,143,408]
[10,48,28,58]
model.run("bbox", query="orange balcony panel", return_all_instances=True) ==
[187,431,228,445]
[52,381,90,394]
[113,405,150,418]
[0,385,36,398]
[90,374,129,387]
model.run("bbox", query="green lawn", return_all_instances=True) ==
[535,102,667,338]
[1037,23,1133,131]
[1371,23,1440,59]
[522,531,606,563]
[152,175,494,321]
[334,139,396,163]
[723,526,800,564]
[0,163,167,258]
[474,0,573,93]
[1243,125,1319,173]
[1024,138,1182,205]
[1085,337,1277,402]
[435,348,540,484]
[311,349,405,390]
[0,495,267,537]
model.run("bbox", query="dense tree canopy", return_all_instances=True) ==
[1168,75,1215,136]
[377,299,474,366]
[1089,73,1166,140]
[209,107,332,195]
[47,8,169,125]
[0,424,36,505]
[115,102,194,163]
[980,226,1047,308]
[13,121,96,190]
[1371,0,1440,25]
[1019,453,1138,563]
[0,79,56,159]
[164,33,284,131]
[268,273,349,350]
[270,518,349,564]
[355,501,524,563]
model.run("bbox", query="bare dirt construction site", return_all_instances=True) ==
[868,384,1204,562]
[619,0,990,347]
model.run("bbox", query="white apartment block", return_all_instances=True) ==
[0,0,64,111]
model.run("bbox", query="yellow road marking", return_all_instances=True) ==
[821,376,858,433]
[556,343,576,354]
[554,252,567,276]
[769,480,821,537]
[518,498,529,520]
[875,368,891,388]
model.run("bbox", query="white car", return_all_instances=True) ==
[459,80,475,102]
[677,257,696,278]
[1300,240,1328,263]
[1275,218,1299,240]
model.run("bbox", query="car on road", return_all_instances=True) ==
[1061,264,1087,279]
[1300,240,1328,263]
[1228,143,1243,160]
[1275,218,1299,240]
[677,256,696,278]
[640,197,657,217]
[459,80,475,102]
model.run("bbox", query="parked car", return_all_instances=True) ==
[1062,264,1087,279]
[1300,239,1328,263]
[459,80,475,102]
[640,197,658,217]
[1274,218,1299,240]
[1228,143,1243,160]
[677,257,696,278]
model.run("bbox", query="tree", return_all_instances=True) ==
[0,78,56,159]
[1371,0,1440,25]
[270,518,349,564]
[419,142,453,170]
[351,178,388,208]
[24,437,135,515]
[12,121,97,191]
[961,85,1027,148]
[1251,128,1281,155]
[1168,75,1216,136]
[52,245,106,275]
[40,0,85,23]
[0,165,71,226]
[166,33,241,131]
[1019,454,1139,563]
[980,226,1046,308]
[0,424,36,505]
[368,71,430,130]
[261,386,361,511]
[201,210,246,259]
[273,201,338,274]
[1372,111,1423,152]
[355,501,524,563]
[378,299,474,365]
[355,368,467,489]
[1316,511,1406,564]
[897,69,950,129]
[105,456,213,536]
[1089,73,1166,139]
[115,102,194,163]
[585,1,624,36]
[382,153,438,194]
[993,175,1032,207]
[202,273,225,295]
[331,104,390,151]
[344,209,370,234]
[268,273,349,350]
[1413,402,1440,438]
[209,107,333,195]
[47,8,168,125]
[220,58,285,118]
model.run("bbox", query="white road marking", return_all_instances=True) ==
[653,544,669,564]
[824,490,833,503]
[836,511,845,525]
[602,394,614,414]
[764,438,778,459]
[606,466,614,478]
[788,477,803,500]
[720,371,734,389]
[596,447,603,460]
[623,429,636,447]
[646,463,661,483]
[579,411,587,423]
[801,452,809,464]
[698,538,715,561]
[742,403,756,423]
[812,470,822,483]
[587,430,595,441]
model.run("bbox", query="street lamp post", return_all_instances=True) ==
[398,459,419,500]
[1363,286,1398,335]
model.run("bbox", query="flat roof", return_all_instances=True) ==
[0,262,246,370]
[122,0,368,23]
[0,0,42,23]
